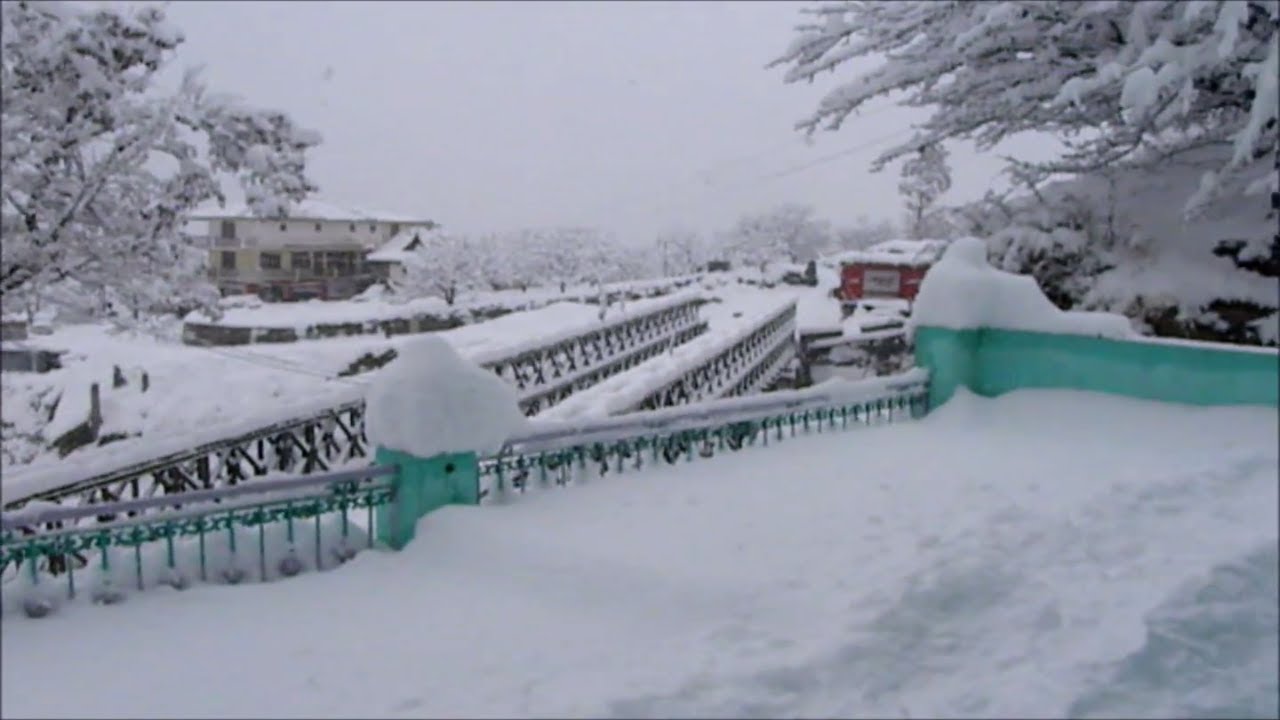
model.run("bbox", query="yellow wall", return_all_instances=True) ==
[207,248,262,271]
[208,248,299,272]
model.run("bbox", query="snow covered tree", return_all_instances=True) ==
[770,1,1278,217]
[468,232,520,291]
[656,227,707,276]
[834,215,897,251]
[1,1,321,324]
[393,229,479,305]
[898,143,952,239]
[515,226,615,293]
[722,203,831,275]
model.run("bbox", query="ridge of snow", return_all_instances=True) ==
[189,197,427,224]
[365,336,528,458]
[912,238,1135,338]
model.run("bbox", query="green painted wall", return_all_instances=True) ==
[915,326,1279,409]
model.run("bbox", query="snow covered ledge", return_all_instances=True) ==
[365,336,529,550]
[911,238,1279,409]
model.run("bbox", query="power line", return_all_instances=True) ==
[641,126,917,220]
[694,103,906,185]
[752,127,915,183]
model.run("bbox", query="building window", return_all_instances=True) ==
[369,224,376,232]
[290,252,311,270]
[220,251,236,270]
[260,252,282,270]
[390,223,401,236]
[315,222,322,232]
[324,251,355,276]
[349,223,356,232]
[220,221,236,240]
[279,222,287,232]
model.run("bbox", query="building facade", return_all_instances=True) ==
[191,200,433,301]
[833,239,948,309]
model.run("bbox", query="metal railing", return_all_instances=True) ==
[620,300,798,412]
[1,297,709,514]
[479,368,929,496]
[1,370,930,613]
[1,465,395,613]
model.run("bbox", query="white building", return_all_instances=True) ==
[189,199,434,301]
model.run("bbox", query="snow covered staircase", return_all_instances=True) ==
[1,296,709,514]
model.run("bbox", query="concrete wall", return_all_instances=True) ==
[915,326,1279,410]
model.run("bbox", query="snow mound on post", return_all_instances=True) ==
[364,336,527,458]
[912,238,1134,338]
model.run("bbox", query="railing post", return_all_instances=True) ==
[374,448,479,551]
[912,326,981,409]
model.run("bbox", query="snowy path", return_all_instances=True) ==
[2,390,1276,719]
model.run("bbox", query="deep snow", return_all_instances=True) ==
[912,237,1135,338]
[2,389,1275,719]
[365,335,527,458]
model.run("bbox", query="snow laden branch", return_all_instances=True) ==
[770,1,1278,214]
[0,0,322,324]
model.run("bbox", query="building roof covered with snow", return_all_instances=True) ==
[191,198,427,225]
[831,239,950,268]
[366,226,440,264]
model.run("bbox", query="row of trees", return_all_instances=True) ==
[392,227,656,304]
[393,206,903,304]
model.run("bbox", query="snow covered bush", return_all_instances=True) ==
[951,146,1278,345]
[1,0,321,326]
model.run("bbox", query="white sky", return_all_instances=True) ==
[158,0,1063,245]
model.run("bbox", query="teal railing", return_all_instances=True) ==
[2,370,933,617]
[1,466,395,617]
[478,369,931,497]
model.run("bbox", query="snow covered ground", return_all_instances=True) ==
[3,389,1274,719]
[1,302,606,474]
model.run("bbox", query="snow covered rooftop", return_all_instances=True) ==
[365,227,438,264]
[190,198,427,224]
[832,239,949,268]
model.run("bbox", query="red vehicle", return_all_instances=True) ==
[834,240,946,311]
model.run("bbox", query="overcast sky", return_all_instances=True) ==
[160,0,1060,245]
